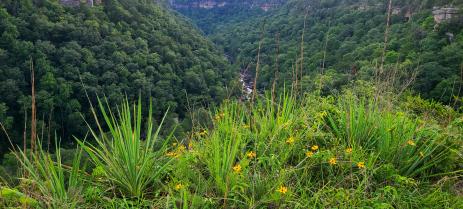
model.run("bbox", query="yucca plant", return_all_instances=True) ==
[14,141,84,208]
[77,97,172,199]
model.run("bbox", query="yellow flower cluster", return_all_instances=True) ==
[357,162,365,169]
[305,145,319,158]
[233,164,242,174]
[166,151,178,158]
[407,140,416,146]
[246,151,257,159]
[175,183,184,191]
[276,185,288,194]
[165,143,187,158]
[286,136,296,144]
[305,151,314,157]
[329,157,337,165]
[345,148,352,154]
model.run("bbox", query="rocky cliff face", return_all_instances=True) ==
[60,0,102,7]
[432,6,461,23]
[169,0,283,11]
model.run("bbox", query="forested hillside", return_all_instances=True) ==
[170,0,285,34]
[0,0,235,155]
[1,0,463,208]
[210,0,463,104]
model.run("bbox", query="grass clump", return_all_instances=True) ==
[326,97,451,177]
[12,142,84,208]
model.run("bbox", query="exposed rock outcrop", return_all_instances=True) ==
[170,0,282,11]
[60,0,102,7]
[432,6,461,24]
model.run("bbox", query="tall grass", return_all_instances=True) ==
[326,97,451,177]
[14,141,84,208]
[77,97,172,199]
[192,93,318,207]
[198,101,247,203]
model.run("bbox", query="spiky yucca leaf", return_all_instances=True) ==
[78,97,171,198]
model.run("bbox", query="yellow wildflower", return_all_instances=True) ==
[345,148,353,154]
[179,145,186,151]
[276,185,288,194]
[246,151,257,159]
[286,136,295,144]
[242,124,250,129]
[232,164,242,174]
[305,151,314,157]
[166,151,178,158]
[357,162,365,169]
[407,140,416,146]
[175,183,184,191]
[311,145,319,151]
[329,157,337,165]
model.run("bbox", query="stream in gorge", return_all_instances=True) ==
[239,68,254,100]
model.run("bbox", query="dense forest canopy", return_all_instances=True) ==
[169,0,286,34]
[205,0,463,103]
[0,0,235,157]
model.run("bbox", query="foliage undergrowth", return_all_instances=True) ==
[1,92,462,208]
